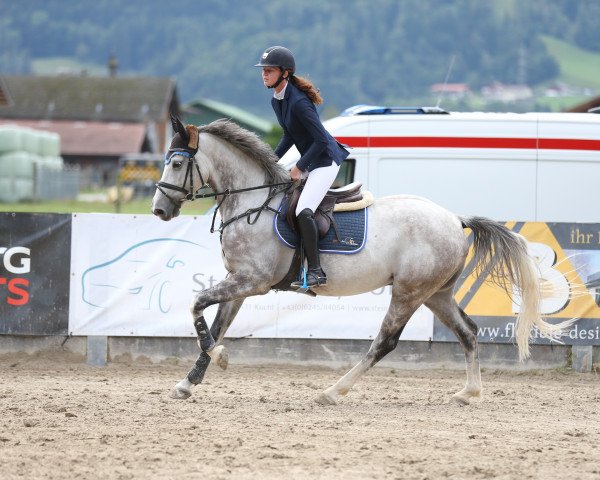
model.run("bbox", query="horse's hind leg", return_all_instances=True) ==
[171,298,245,399]
[425,289,481,405]
[316,294,418,405]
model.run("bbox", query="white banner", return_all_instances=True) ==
[69,213,433,340]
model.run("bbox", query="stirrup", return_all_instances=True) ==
[291,269,327,289]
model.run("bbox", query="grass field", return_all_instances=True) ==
[534,94,592,111]
[541,35,600,90]
[0,197,214,215]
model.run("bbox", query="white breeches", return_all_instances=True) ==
[295,162,341,216]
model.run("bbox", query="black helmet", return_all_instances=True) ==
[254,46,295,74]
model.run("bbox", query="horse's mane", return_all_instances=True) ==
[198,119,290,184]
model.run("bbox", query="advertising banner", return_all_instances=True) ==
[0,212,71,335]
[434,222,600,345]
[68,214,432,341]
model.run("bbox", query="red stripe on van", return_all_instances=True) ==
[335,136,600,151]
[538,138,600,150]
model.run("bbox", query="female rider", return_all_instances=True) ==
[255,46,349,288]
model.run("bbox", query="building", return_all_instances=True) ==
[480,82,533,102]
[0,74,180,187]
[429,83,470,100]
[182,98,273,138]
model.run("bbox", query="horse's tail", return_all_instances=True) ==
[459,216,573,360]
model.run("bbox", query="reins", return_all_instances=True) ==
[156,150,293,234]
[207,181,292,234]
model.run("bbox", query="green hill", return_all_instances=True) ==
[1,1,599,115]
[541,35,600,90]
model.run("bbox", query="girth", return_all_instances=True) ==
[286,181,363,239]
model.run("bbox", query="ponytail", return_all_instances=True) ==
[289,75,323,105]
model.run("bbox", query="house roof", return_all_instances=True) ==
[430,83,470,93]
[184,98,272,134]
[0,119,147,156]
[0,75,177,123]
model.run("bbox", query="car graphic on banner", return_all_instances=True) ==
[81,238,208,314]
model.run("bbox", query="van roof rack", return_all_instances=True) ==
[340,105,449,116]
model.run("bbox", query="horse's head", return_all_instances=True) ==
[152,116,208,221]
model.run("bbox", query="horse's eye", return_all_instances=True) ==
[173,160,183,169]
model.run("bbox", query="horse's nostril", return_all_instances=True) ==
[153,208,165,216]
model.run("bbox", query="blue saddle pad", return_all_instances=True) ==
[273,197,368,254]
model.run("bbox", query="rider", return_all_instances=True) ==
[256,46,349,288]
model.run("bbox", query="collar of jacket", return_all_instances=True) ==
[273,80,288,100]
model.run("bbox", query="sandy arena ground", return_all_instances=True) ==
[0,353,599,480]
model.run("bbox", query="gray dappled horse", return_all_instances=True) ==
[152,117,570,405]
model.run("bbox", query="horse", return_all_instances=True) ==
[152,117,571,405]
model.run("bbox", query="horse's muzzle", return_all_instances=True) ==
[152,188,182,221]
[152,205,180,221]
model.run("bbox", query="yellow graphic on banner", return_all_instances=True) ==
[453,228,477,304]
[454,222,600,319]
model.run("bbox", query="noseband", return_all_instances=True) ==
[156,149,206,206]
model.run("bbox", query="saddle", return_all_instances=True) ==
[285,181,366,239]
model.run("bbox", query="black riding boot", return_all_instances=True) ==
[291,208,327,288]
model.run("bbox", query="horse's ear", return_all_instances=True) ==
[186,125,199,151]
[170,115,189,142]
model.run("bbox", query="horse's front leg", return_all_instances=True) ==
[171,273,269,400]
[205,297,246,370]
[171,299,244,399]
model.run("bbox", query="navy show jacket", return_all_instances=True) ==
[271,82,349,172]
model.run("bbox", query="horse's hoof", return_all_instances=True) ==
[170,379,192,400]
[315,392,337,405]
[451,393,470,406]
[451,388,480,406]
[209,345,229,370]
[170,387,191,400]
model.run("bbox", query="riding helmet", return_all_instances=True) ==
[254,46,295,74]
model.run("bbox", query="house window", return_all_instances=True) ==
[332,158,355,188]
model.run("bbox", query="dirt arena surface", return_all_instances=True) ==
[1,354,599,480]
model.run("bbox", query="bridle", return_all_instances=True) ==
[156,149,206,204]
[156,148,293,234]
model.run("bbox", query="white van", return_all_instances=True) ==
[279,106,600,222]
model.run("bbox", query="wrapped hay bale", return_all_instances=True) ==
[0,152,35,201]
[12,178,34,201]
[0,125,24,153]
[0,152,12,177]
[44,155,64,171]
[10,151,35,178]
[39,131,61,157]
[21,128,42,155]
[0,177,12,202]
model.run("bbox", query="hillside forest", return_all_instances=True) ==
[1,0,599,117]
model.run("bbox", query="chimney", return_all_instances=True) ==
[108,53,118,78]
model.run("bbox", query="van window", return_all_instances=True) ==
[332,158,355,187]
